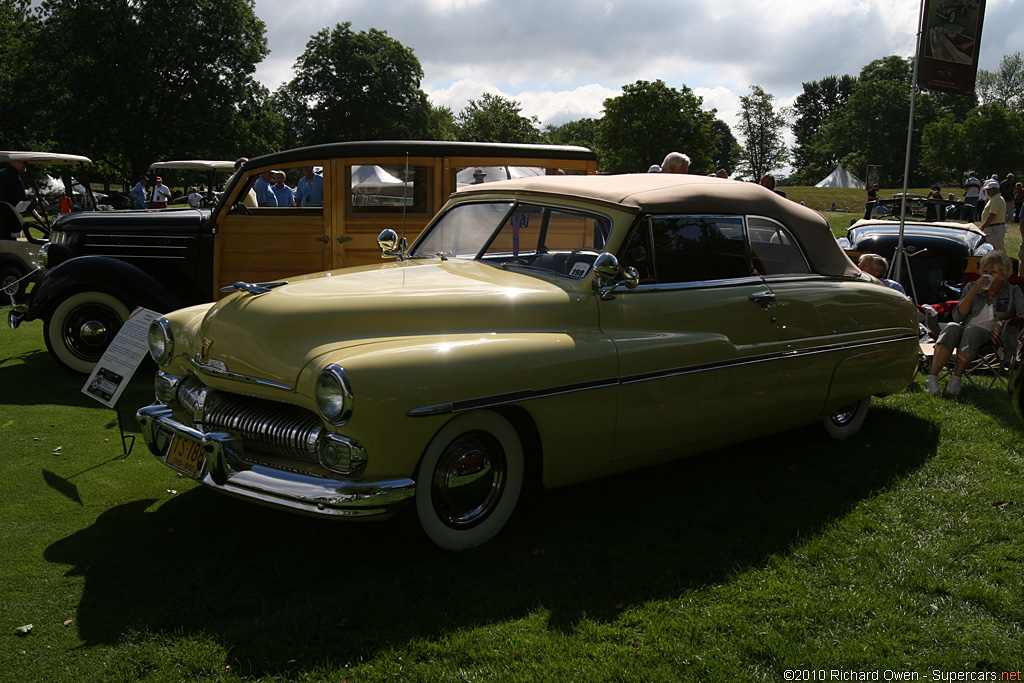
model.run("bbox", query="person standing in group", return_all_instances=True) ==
[130,176,148,209]
[1000,172,1015,209]
[963,170,981,222]
[271,171,294,207]
[253,170,277,207]
[978,179,1007,251]
[150,177,171,209]
[296,166,323,207]
[660,152,689,174]
[187,186,203,208]
[0,159,27,207]
[1013,181,1024,222]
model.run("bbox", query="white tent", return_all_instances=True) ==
[814,165,864,189]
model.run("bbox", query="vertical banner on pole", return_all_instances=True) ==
[916,0,986,96]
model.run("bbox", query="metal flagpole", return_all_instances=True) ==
[894,0,927,285]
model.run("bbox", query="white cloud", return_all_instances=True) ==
[252,0,1021,129]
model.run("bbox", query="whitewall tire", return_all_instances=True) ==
[415,410,524,551]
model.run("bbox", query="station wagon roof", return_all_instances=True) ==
[455,173,861,278]
[246,141,597,169]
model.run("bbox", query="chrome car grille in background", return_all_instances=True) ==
[178,375,322,462]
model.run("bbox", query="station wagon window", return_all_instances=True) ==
[412,201,611,278]
[746,217,810,275]
[349,164,431,215]
[620,215,748,284]
[454,165,587,189]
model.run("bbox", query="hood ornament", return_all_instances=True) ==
[219,281,288,296]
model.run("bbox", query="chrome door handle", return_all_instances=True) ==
[749,291,775,310]
[337,236,354,244]
[314,236,330,243]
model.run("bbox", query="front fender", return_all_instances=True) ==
[299,333,621,486]
[22,255,186,322]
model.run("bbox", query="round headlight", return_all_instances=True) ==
[148,317,174,366]
[316,364,354,425]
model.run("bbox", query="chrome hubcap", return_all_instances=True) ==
[431,430,506,529]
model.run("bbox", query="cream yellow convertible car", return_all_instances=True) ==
[137,174,920,550]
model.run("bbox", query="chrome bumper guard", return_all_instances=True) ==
[8,304,26,329]
[136,404,415,518]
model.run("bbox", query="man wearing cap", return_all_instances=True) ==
[151,177,171,209]
[0,160,27,208]
[978,178,1007,251]
[253,170,278,207]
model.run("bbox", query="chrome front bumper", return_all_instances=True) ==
[136,404,415,518]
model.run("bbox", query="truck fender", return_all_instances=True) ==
[25,255,186,322]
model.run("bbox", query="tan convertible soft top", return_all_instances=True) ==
[455,174,860,278]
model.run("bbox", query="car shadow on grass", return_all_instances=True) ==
[44,404,937,677]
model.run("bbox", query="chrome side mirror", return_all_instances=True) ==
[594,252,639,300]
[377,229,407,260]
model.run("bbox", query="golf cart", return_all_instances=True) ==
[149,159,237,208]
[1,151,93,298]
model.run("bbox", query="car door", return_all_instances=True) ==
[599,214,785,461]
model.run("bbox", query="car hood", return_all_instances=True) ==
[192,258,590,388]
[52,207,210,234]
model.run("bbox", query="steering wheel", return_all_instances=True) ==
[230,202,252,216]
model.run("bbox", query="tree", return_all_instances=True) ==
[789,75,856,185]
[709,119,742,176]
[544,118,600,154]
[455,93,542,144]
[34,0,276,181]
[819,56,940,187]
[735,86,788,181]
[976,51,1024,116]
[280,22,431,146]
[0,0,45,150]
[960,104,1024,178]
[598,80,717,174]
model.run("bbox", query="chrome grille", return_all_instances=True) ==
[178,375,322,462]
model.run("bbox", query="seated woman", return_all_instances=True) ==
[925,251,1024,396]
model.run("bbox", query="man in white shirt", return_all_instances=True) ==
[151,177,171,209]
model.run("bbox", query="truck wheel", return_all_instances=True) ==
[44,291,131,373]
[0,265,22,297]
[822,398,870,440]
[415,410,524,551]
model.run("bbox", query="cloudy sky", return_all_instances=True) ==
[251,0,1023,134]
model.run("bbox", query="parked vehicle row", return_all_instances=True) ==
[7,141,598,372]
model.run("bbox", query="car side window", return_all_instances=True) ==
[746,217,810,276]
[621,215,748,284]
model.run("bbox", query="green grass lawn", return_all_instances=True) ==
[3,292,1024,679]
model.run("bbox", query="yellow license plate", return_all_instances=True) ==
[166,435,206,478]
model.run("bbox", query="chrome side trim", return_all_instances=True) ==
[186,353,294,391]
[407,332,918,417]
[407,378,620,417]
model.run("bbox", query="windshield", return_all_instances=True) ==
[411,200,612,279]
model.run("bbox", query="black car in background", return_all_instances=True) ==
[839,219,993,304]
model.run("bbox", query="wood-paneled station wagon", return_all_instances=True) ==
[137,174,920,550]
[8,141,596,372]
